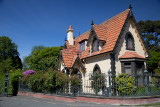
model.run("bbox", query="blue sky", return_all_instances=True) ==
[0,0,160,61]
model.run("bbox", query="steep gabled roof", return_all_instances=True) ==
[79,9,130,59]
[60,8,141,68]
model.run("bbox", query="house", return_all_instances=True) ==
[58,5,150,87]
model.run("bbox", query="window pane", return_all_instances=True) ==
[125,68,131,75]
[83,41,85,50]
[79,43,82,51]
[127,35,134,49]
[124,63,131,75]
[93,39,97,52]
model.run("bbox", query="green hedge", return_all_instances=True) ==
[20,69,81,93]
[0,69,23,96]
[0,73,5,94]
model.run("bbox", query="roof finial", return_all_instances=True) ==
[129,4,132,10]
[91,20,94,25]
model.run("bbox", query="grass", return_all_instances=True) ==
[136,102,160,106]
[120,102,160,106]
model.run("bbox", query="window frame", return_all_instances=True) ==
[79,41,85,51]
[92,38,99,52]
[125,32,135,51]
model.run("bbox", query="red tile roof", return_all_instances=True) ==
[61,49,77,68]
[119,51,146,59]
[61,9,133,68]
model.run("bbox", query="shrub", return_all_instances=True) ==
[22,69,69,93]
[69,75,81,94]
[115,73,137,95]
[23,70,36,76]
[89,72,106,95]
[27,72,45,92]
[43,70,57,93]
[11,70,23,96]
[56,71,69,89]
[0,73,5,95]
[0,69,23,96]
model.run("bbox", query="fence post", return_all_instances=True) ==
[4,72,9,96]
[108,70,112,97]
[144,69,149,95]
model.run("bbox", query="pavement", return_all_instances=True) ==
[0,95,134,107]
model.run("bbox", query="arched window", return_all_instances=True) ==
[71,68,81,79]
[126,33,134,50]
[93,64,101,74]
[92,39,98,52]
[62,69,65,73]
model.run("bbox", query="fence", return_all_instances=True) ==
[19,71,160,97]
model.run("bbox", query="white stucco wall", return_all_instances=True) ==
[115,19,146,75]
[85,54,110,78]
[82,54,110,94]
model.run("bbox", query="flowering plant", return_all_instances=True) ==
[23,70,36,76]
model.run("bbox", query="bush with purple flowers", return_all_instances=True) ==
[23,70,36,76]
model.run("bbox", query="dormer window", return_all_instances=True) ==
[126,32,135,50]
[79,41,85,51]
[92,38,98,52]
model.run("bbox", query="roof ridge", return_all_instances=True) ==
[99,9,130,26]
[74,30,90,40]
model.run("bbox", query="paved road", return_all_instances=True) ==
[0,95,132,107]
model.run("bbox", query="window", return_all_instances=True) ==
[126,33,134,50]
[92,39,98,52]
[124,63,132,75]
[93,64,101,74]
[79,41,85,51]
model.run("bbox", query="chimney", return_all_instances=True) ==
[67,25,74,45]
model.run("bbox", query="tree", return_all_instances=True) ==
[0,36,22,73]
[147,51,160,72]
[23,45,44,71]
[138,20,160,72]
[23,46,61,71]
[138,20,160,52]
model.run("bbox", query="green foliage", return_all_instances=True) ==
[0,36,22,73]
[70,75,81,86]
[23,46,61,71]
[152,61,160,85]
[134,86,160,96]
[115,73,137,95]
[56,71,69,88]
[147,51,160,72]
[21,70,69,93]
[27,72,46,92]
[138,20,160,52]
[10,70,23,96]
[0,73,5,95]
[89,72,106,95]
[0,69,23,95]
[154,61,160,74]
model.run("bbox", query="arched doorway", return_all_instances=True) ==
[71,68,82,79]
[71,68,82,94]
